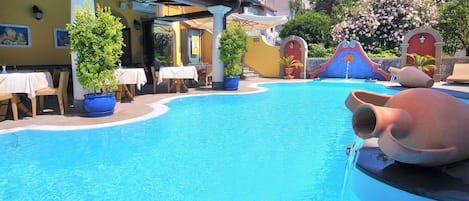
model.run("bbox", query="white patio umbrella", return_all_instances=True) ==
[185,13,288,33]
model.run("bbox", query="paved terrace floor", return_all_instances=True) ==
[0,77,468,132]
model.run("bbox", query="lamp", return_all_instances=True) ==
[419,34,425,44]
[289,41,294,48]
[133,19,141,30]
[32,5,43,20]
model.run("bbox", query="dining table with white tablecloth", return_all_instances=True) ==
[158,66,198,93]
[0,71,53,117]
[114,68,147,102]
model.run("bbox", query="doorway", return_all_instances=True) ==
[121,28,132,65]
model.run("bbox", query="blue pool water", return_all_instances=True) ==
[0,81,460,201]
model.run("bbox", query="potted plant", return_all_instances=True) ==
[67,4,124,117]
[219,25,248,90]
[406,53,437,78]
[280,55,303,79]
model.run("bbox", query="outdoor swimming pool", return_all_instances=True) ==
[1,80,462,200]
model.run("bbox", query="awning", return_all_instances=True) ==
[229,13,288,30]
[184,13,288,33]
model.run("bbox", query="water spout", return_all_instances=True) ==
[345,62,350,80]
[341,136,365,200]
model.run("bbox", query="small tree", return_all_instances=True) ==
[288,0,306,16]
[309,0,339,15]
[280,11,333,47]
[438,0,469,56]
[219,25,248,77]
[67,4,124,94]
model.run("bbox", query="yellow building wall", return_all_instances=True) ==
[201,31,213,64]
[0,0,152,67]
[245,35,281,77]
[0,1,70,65]
[0,1,276,73]
[172,22,182,66]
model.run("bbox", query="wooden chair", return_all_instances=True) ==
[52,68,62,87]
[35,70,70,115]
[50,68,70,107]
[0,93,18,121]
[60,69,70,108]
[150,66,159,94]
[198,64,212,87]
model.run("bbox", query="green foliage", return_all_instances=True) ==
[366,47,399,58]
[67,4,124,94]
[438,0,469,56]
[289,0,305,15]
[310,0,339,15]
[406,53,437,71]
[156,55,172,66]
[308,43,333,57]
[279,55,303,68]
[219,25,248,77]
[330,0,358,23]
[279,11,333,48]
[224,63,242,76]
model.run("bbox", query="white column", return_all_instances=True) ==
[71,0,93,102]
[208,5,231,89]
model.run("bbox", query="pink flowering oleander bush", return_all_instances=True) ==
[331,0,438,52]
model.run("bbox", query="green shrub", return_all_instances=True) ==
[280,11,333,47]
[219,25,248,77]
[308,43,333,57]
[366,48,399,58]
[67,4,124,94]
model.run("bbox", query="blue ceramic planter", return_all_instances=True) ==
[83,93,116,117]
[224,76,240,90]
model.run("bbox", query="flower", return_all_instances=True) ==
[331,0,438,52]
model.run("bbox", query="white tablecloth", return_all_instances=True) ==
[0,71,53,98]
[158,66,198,83]
[115,68,147,90]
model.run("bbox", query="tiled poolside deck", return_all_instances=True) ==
[0,77,284,131]
[0,77,468,132]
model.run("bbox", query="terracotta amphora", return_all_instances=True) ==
[389,66,434,88]
[345,90,391,112]
[347,88,469,166]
